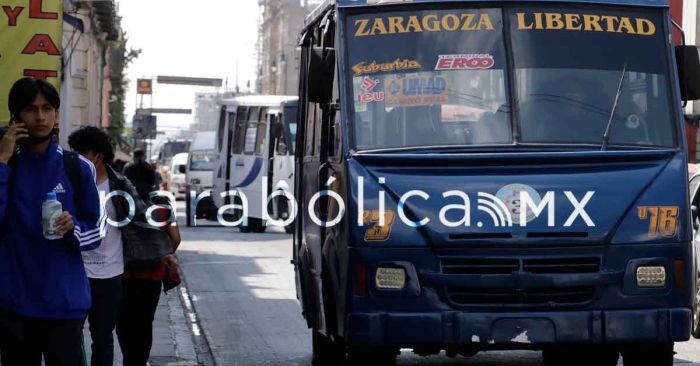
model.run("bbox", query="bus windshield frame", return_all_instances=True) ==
[343,4,678,152]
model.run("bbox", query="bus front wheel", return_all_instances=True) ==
[311,331,345,366]
[347,347,397,365]
[543,345,618,366]
[622,342,674,366]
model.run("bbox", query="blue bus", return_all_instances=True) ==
[293,0,700,364]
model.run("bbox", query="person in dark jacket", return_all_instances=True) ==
[123,149,157,201]
[0,77,105,365]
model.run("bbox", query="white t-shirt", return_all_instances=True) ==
[82,179,124,279]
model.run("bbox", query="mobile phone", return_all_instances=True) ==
[9,115,28,147]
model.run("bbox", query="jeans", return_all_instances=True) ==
[0,311,83,366]
[116,279,162,366]
[86,275,122,366]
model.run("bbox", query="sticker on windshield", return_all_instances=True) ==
[356,76,385,103]
[352,59,421,76]
[435,54,495,71]
[384,72,449,107]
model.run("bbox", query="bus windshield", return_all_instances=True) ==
[345,6,675,151]
[190,149,216,171]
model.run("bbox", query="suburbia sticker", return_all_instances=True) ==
[357,76,385,103]
[352,59,421,76]
[435,54,495,71]
[384,72,449,107]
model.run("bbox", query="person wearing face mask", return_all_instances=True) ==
[0,78,106,365]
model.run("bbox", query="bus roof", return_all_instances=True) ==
[221,95,298,108]
[307,0,668,24]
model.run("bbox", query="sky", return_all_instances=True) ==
[118,0,260,134]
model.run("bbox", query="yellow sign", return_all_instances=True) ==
[352,59,421,76]
[384,72,449,107]
[354,13,495,37]
[363,210,396,241]
[637,206,679,238]
[0,0,62,124]
[516,12,656,35]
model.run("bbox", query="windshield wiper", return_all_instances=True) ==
[601,64,627,151]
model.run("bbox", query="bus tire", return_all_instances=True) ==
[622,342,674,366]
[347,347,397,365]
[693,275,700,338]
[543,345,618,366]
[312,330,345,366]
[284,223,295,234]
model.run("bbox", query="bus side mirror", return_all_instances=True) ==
[178,165,186,174]
[676,45,700,101]
[308,46,336,103]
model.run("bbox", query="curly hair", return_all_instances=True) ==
[68,126,115,163]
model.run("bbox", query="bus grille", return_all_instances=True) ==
[446,287,595,305]
[440,256,600,306]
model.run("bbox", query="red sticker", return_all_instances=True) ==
[358,76,384,102]
[435,54,495,71]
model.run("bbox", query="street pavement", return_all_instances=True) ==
[175,221,700,366]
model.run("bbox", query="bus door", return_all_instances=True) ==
[298,12,338,331]
[212,106,231,209]
[230,106,268,220]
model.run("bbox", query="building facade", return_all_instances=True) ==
[59,0,119,146]
[257,0,322,96]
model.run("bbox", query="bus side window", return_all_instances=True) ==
[232,107,248,154]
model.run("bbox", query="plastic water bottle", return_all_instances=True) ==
[42,192,62,240]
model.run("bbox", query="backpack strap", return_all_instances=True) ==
[62,151,83,209]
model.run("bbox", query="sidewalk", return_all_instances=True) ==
[82,286,200,366]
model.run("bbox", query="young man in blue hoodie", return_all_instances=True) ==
[0,78,106,365]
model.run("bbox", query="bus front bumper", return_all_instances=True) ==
[346,308,691,347]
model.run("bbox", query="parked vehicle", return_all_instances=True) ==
[186,131,218,224]
[294,0,700,365]
[168,152,188,200]
[211,95,299,232]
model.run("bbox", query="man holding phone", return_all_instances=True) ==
[0,77,105,365]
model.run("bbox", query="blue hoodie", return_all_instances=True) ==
[0,143,106,319]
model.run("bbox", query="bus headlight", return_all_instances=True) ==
[636,266,666,288]
[375,267,406,290]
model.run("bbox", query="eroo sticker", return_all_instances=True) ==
[435,54,495,71]
[353,13,495,37]
[515,12,656,35]
[384,72,449,107]
[637,206,679,238]
[357,76,385,103]
[363,210,396,241]
[352,59,421,76]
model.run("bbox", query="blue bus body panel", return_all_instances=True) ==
[339,151,693,346]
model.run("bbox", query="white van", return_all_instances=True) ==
[211,95,298,232]
[186,131,217,223]
[168,153,189,200]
